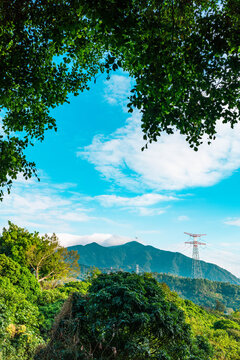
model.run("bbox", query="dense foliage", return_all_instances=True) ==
[35,272,212,360]
[0,276,43,360]
[0,264,90,359]
[0,254,40,302]
[0,0,239,197]
[0,222,87,358]
[154,273,240,312]
[0,222,80,283]
[163,286,240,360]
[37,280,89,339]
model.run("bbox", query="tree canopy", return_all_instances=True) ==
[0,278,43,360]
[36,272,212,359]
[0,254,40,301]
[0,0,239,197]
[0,222,80,284]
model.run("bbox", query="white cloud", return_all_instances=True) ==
[103,74,133,111]
[53,182,77,190]
[137,207,165,216]
[87,193,174,216]
[137,230,161,235]
[79,112,240,191]
[178,215,190,221]
[57,211,93,223]
[57,233,135,247]
[224,218,240,227]
[0,178,93,233]
[92,193,177,207]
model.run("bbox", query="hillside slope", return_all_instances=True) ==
[154,273,240,311]
[68,241,240,284]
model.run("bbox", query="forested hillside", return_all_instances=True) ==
[69,241,240,284]
[154,273,240,312]
[78,267,240,312]
[166,285,240,360]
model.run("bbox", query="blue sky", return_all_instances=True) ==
[1,71,240,276]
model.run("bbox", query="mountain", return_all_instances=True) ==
[68,241,240,284]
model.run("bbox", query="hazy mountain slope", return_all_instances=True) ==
[68,241,240,284]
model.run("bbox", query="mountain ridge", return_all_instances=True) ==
[68,241,240,284]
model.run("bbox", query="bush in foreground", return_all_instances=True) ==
[35,272,212,360]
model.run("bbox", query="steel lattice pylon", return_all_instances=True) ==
[184,232,206,279]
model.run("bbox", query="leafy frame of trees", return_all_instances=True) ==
[0,0,239,197]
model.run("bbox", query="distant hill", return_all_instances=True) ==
[154,273,240,311]
[68,241,240,285]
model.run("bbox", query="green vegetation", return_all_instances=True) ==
[0,222,90,358]
[1,222,240,359]
[0,274,89,359]
[35,272,212,360]
[164,288,240,360]
[154,273,240,311]
[0,254,40,302]
[0,277,43,360]
[0,222,80,283]
[35,272,240,360]
[1,0,239,198]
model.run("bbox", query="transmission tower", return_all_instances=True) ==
[136,264,139,274]
[184,232,206,279]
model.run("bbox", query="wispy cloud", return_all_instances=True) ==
[103,74,133,111]
[57,233,136,247]
[137,230,161,235]
[79,112,240,191]
[178,215,190,222]
[137,207,166,216]
[0,178,94,233]
[224,218,240,227]
[87,193,176,216]
[92,194,178,207]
